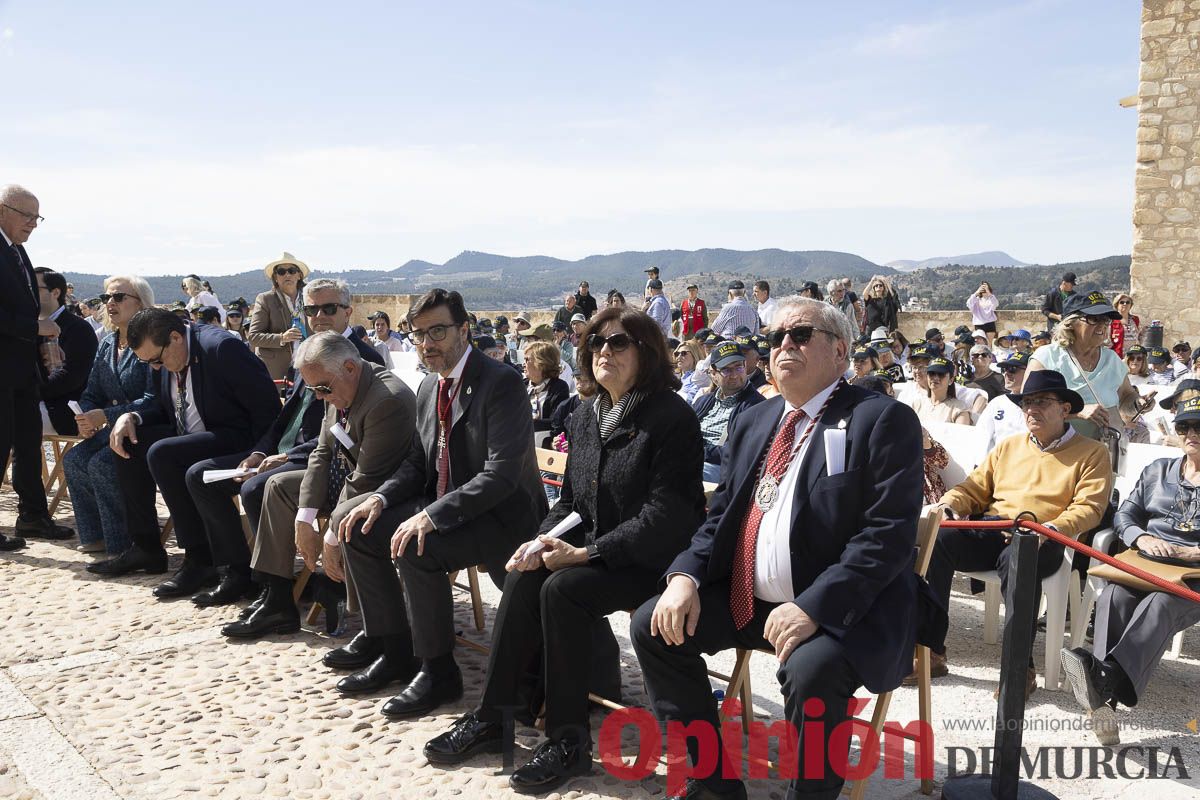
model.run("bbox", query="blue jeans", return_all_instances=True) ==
[701,460,722,483]
[63,433,131,554]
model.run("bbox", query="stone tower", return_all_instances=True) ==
[1133,1,1200,344]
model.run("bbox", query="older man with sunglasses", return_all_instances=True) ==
[632,296,932,800]
[88,309,281,602]
[183,281,385,607]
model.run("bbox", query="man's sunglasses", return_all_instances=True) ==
[99,292,134,303]
[586,332,640,352]
[305,383,334,396]
[138,343,168,366]
[274,266,302,276]
[765,326,837,349]
[302,303,349,317]
[1175,421,1200,435]
[999,365,1025,375]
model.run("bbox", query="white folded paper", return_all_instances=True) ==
[202,467,259,484]
[330,422,354,449]
[823,428,846,477]
[521,511,583,556]
[68,401,84,415]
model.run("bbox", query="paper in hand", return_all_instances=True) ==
[522,511,583,556]
[202,467,259,484]
[68,401,84,415]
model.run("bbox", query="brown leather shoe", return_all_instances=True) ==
[901,650,949,686]
[994,667,1038,701]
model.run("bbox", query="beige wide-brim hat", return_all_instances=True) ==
[263,252,311,281]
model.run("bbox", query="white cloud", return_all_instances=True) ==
[852,21,950,56]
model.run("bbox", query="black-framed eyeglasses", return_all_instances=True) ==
[587,332,639,352]
[1080,316,1109,327]
[1175,421,1200,435]
[138,343,168,366]
[302,303,349,317]
[2,204,43,224]
[766,325,837,349]
[410,324,458,345]
[305,383,333,396]
[274,266,302,276]
[227,312,243,318]
[99,292,134,304]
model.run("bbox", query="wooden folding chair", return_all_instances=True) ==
[43,435,84,516]
[721,505,943,799]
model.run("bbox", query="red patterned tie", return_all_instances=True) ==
[729,409,805,629]
[435,378,454,498]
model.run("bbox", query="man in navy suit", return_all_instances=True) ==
[631,296,926,800]
[181,282,386,607]
[88,309,280,602]
[0,185,71,550]
[34,268,98,436]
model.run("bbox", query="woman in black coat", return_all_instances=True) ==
[523,339,571,437]
[423,306,707,793]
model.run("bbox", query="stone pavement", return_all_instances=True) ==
[1,488,1199,800]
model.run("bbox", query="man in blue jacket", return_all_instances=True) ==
[89,309,280,603]
[633,296,926,800]
[692,340,764,482]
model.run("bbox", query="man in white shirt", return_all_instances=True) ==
[978,351,1031,450]
[753,280,777,330]
[632,296,928,800]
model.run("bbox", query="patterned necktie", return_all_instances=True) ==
[729,409,806,629]
[174,369,189,436]
[435,378,455,498]
[10,245,34,300]
[326,410,351,509]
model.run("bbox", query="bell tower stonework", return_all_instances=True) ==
[1132,1,1200,342]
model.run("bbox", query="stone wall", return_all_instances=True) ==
[894,310,1049,342]
[1132,1,1200,343]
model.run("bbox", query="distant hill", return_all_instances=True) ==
[60,248,891,311]
[891,255,1131,310]
[887,251,1029,271]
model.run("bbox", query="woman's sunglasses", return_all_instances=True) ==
[766,325,836,349]
[99,292,134,303]
[587,333,639,352]
[1174,421,1200,435]
[274,266,302,276]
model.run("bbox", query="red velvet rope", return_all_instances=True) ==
[940,518,1200,604]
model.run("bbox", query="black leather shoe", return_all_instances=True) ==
[238,585,270,621]
[222,603,300,639]
[192,570,255,607]
[423,712,505,765]
[153,561,219,599]
[323,631,383,670]
[380,668,464,719]
[337,654,420,696]
[0,534,26,552]
[509,738,592,794]
[669,778,748,800]
[15,516,74,540]
[87,546,169,576]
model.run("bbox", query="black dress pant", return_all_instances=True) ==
[115,425,243,562]
[477,562,660,743]
[0,381,47,519]
[631,583,863,800]
[925,525,1066,662]
[184,451,305,570]
[341,497,525,660]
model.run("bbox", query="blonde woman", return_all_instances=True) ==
[673,339,708,403]
[247,253,310,381]
[181,274,225,324]
[524,340,570,435]
[861,275,900,333]
[1110,293,1139,358]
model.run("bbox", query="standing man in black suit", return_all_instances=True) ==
[180,279,386,606]
[631,295,927,800]
[88,310,280,602]
[0,185,71,550]
[34,268,98,436]
[335,289,546,716]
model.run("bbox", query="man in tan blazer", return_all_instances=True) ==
[222,331,416,640]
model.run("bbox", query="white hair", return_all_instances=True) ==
[304,278,351,306]
[181,275,205,294]
[99,275,155,331]
[0,184,36,205]
[826,279,842,295]
[295,331,361,373]
[772,295,856,364]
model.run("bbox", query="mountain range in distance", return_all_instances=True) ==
[57,247,1120,311]
[886,251,1030,271]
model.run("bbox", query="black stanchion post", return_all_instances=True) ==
[943,529,1058,800]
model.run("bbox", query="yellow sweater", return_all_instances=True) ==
[941,432,1114,539]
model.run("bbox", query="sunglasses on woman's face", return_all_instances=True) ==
[99,292,134,303]
[1175,421,1200,435]
[274,266,302,276]
[228,312,243,319]
[587,332,638,352]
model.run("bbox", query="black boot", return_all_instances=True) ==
[323,630,384,670]
[336,635,419,695]
[192,566,256,607]
[221,574,299,639]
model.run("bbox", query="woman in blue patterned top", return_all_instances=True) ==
[63,276,158,554]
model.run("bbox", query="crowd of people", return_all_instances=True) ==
[3,180,1200,797]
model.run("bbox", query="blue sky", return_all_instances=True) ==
[4,0,1140,275]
